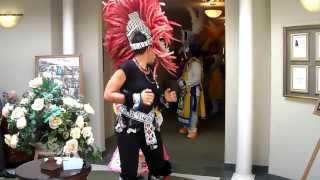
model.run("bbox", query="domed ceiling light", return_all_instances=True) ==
[300,0,320,12]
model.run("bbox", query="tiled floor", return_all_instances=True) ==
[102,111,290,180]
[0,111,289,180]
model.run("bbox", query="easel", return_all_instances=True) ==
[301,138,320,180]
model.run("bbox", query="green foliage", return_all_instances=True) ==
[4,77,101,162]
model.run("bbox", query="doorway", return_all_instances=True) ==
[102,0,226,178]
[159,0,226,177]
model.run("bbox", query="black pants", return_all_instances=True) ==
[117,129,171,180]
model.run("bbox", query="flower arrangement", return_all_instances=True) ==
[2,76,101,162]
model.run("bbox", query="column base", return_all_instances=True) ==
[231,173,255,180]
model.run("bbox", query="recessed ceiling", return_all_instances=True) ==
[162,0,225,22]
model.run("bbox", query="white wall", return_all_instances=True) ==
[225,0,271,166]
[0,0,106,150]
[74,0,105,150]
[269,0,320,179]
[0,0,52,94]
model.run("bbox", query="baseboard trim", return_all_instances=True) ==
[224,163,268,175]
[231,173,255,180]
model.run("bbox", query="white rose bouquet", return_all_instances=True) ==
[3,77,101,162]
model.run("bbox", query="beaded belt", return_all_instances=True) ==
[115,105,158,149]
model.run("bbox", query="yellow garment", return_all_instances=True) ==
[179,58,206,120]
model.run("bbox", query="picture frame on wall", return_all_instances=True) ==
[313,97,320,116]
[316,32,320,60]
[283,25,320,99]
[290,33,309,61]
[316,66,320,94]
[35,55,83,98]
[290,65,308,93]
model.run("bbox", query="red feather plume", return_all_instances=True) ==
[103,0,180,74]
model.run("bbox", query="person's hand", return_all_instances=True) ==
[164,88,177,103]
[141,89,155,106]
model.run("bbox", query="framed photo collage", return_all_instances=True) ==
[284,25,320,99]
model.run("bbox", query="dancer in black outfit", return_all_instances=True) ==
[103,1,179,178]
[104,31,177,180]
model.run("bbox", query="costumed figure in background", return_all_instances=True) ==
[103,0,179,179]
[207,55,224,116]
[177,44,206,139]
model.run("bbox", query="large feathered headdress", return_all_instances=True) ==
[103,0,180,74]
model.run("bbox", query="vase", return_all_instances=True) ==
[32,143,57,160]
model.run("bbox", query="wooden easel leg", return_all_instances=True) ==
[301,138,320,180]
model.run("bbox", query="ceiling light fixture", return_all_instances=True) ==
[0,13,24,28]
[300,0,320,12]
[205,9,222,18]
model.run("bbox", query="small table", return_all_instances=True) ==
[15,160,91,180]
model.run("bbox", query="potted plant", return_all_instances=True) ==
[2,76,101,163]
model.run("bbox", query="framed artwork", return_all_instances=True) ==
[313,97,320,116]
[290,65,308,93]
[35,55,83,98]
[316,32,320,60]
[284,25,320,99]
[317,66,320,94]
[290,33,308,61]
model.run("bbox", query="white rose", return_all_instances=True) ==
[29,77,43,89]
[11,107,26,119]
[75,116,85,128]
[81,126,93,138]
[75,102,82,109]
[70,127,81,139]
[49,117,63,129]
[63,139,78,155]
[84,104,95,114]
[4,134,19,149]
[20,98,29,105]
[28,91,35,98]
[16,117,27,129]
[63,97,78,107]
[62,97,73,106]
[11,134,19,148]
[4,134,11,146]
[86,137,94,145]
[54,79,63,87]
[42,72,52,79]
[2,103,14,118]
[31,98,45,111]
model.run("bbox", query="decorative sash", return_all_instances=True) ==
[119,105,155,124]
[116,105,158,149]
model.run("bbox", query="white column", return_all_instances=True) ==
[231,0,255,179]
[63,0,75,54]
